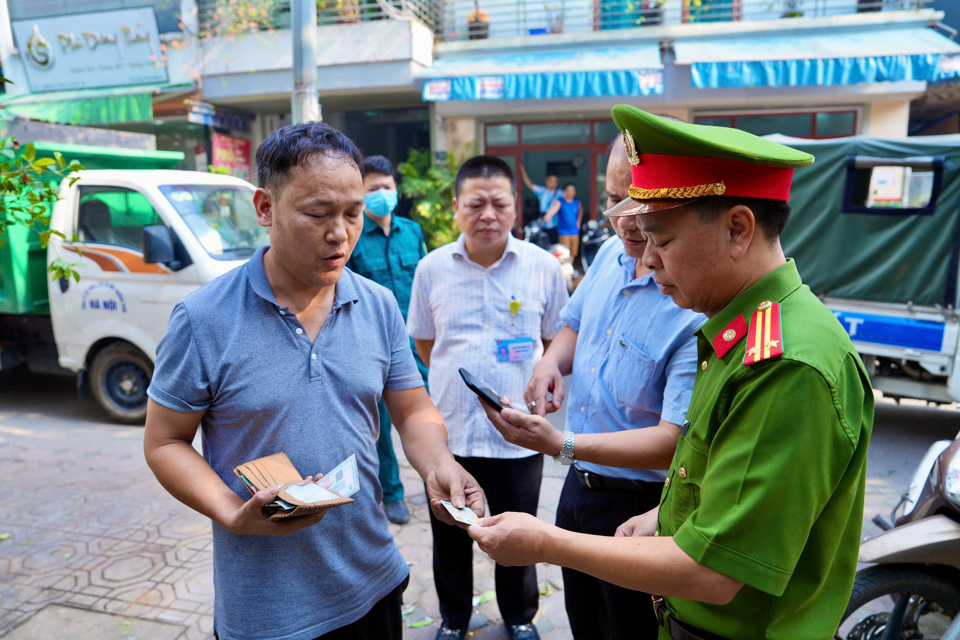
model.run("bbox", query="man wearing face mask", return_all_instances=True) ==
[347,154,429,525]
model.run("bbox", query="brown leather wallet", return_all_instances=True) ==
[233,452,354,521]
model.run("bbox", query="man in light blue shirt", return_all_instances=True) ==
[482,140,703,640]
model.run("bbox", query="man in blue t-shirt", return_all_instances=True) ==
[521,164,561,244]
[143,123,484,640]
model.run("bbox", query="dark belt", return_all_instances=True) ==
[575,466,652,492]
[653,596,731,640]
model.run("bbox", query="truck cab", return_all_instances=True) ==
[43,169,266,422]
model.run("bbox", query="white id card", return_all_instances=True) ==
[284,482,342,503]
[440,500,480,525]
[320,454,360,498]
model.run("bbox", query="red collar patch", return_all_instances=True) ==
[711,314,747,359]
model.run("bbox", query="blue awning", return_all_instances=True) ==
[675,27,960,89]
[420,45,663,102]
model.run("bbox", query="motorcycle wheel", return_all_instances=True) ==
[836,565,960,640]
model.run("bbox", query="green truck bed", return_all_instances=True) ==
[0,143,184,316]
[778,134,960,308]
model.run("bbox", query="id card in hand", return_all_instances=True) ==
[320,454,360,498]
[440,500,480,525]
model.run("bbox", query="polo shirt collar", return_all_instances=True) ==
[247,245,361,309]
[699,259,803,358]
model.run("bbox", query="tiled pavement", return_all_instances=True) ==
[2,368,957,639]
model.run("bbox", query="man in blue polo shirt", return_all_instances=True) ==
[143,123,484,640]
[485,138,703,640]
[347,155,429,525]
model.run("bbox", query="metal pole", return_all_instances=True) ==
[292,0,321,123]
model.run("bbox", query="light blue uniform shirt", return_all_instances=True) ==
[561,236,704,483]
[148,246,421,640]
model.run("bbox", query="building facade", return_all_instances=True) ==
[0,0,956,223]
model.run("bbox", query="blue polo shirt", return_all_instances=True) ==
[147,246,422,640]
[561,236,704,483]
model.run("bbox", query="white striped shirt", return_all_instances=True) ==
[408,234,569,459]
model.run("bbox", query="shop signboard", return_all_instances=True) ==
[423,79,452,101]
[211,133,252,182]
[12,7,168,93]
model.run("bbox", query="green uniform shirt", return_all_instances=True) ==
[347,212,427,322]
[657,260,873,640]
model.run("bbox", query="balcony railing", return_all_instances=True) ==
[436,0,933,41]
[196,0,932,41]
[196,0,439,38]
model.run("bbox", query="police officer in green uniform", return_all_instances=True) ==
[469,106,873,640]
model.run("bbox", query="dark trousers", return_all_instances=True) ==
[429,454,543,629]
[555,468,663,640]
[313,576,409,640]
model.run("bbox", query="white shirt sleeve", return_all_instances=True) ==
[406,260,436,340]
[541,260,570,341]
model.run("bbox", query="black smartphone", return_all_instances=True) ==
[459,368,505,412]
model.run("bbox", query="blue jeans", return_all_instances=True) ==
[377,345,428,504]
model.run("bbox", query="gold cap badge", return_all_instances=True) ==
[623,131,639,166]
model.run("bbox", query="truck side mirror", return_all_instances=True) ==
[143,225,176,265]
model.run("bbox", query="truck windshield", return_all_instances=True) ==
[158,184,268,260]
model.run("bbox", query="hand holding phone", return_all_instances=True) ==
[459,368,505,412]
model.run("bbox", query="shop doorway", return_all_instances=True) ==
[486,120,620,232]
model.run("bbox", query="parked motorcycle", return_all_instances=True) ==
[523,218,579,292]
[580,219,614,273]
[836,431,960,639]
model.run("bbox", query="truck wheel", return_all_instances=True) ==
[837,565,960,639]
[89,343,153,425]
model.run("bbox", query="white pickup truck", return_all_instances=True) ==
[777,133,960,406]
[0,148,266,423]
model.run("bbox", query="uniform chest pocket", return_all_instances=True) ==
[669,436,708,533]
[351,253,388,280]
[601,335,659,410]
[399,251,420,269]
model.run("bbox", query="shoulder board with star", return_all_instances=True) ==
[743,300,783,366]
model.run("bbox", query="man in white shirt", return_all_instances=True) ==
[408,156,569,640]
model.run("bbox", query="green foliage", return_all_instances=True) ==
[0,135,85,283]
[398,147,475,250]
[208,164,232,175]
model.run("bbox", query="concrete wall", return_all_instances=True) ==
[865,100,911,138]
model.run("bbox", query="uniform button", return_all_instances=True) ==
[700,360,708,371]
[664,477,670,488]
[758,300,773,311]
[606,329,612,335]
[678,467,687,479]
[279,310,286,315]
[296,328,303,335]
[623,289,630,296]
[590,367,596,374]
[654,530,660,537]
[580,406,585,413]
[722,329,736,341]
[311,353,317,360]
